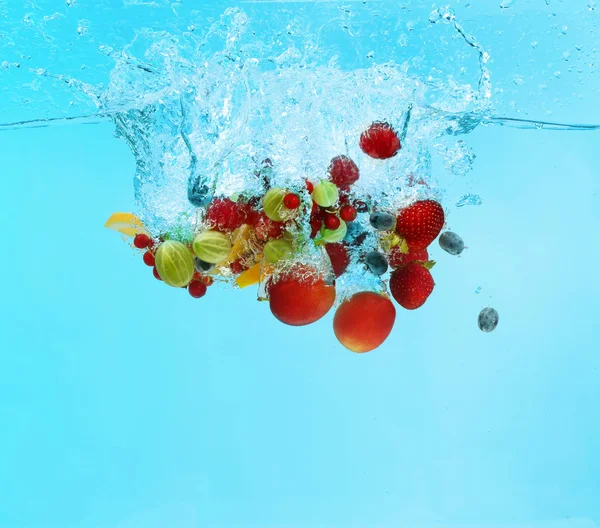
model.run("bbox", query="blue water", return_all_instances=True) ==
[1,1,600,527]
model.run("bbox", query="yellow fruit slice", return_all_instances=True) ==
[223,224,254,265]
[236,262,261,288]
[104,212,150,237]
[235,259,274,289]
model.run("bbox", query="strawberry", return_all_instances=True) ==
[396,200,444,250]
[389,262,435,310]
[359,122,401,159]
[388,246,429,269]
[325,243,351,278]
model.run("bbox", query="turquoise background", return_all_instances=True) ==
[1,0,599,527]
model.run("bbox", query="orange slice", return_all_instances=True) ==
[104,212,150,237]
[236,259,275,289]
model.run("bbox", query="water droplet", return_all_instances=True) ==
[188,24,196,32]
[554,70,562,78]
[500,0,514,8]
[456,193,483,207]
[589,0,597,10]
[66,0,77,5]
[531,41,538,49]
[366,51,374,59]
[561,26,568,35]
[475,286,482,294]
[23,14,33,26]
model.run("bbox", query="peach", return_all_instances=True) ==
[268,265,336,326]
[333,292,396,353]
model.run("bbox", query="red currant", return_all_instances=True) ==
[340,205,357,222]
[188,280,208,299]
[152,266,162,281]
[134,234,151,249]
[143,251,155,267]
[283,193,301,209]
[324,213,341,231]
[305,180,314,193]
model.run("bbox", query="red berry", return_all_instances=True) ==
[253,212,285,241]
[305,180,314,193]
[143,251,155,267]
[310,217,322,239]
[388,247,429,269]
[283,193,301,209]
[188,280,208,299]
[230,259,244,274]
[152,266,162,281]
[206,198,245,232]
[325,243,350,278]
[328,156,360,188]
[360,122,401,159]
[390,262,434,310]
[134,234,151,249]
[339,205,357,222]
[396,200,445,251]
[324,213,341,231]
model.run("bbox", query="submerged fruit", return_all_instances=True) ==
[155,240,195,288]
[396,200,445,251]
[312,181,339,208]
[359,122,401,159]
[264,239,294,264]
[188,280,208,299]
[206,198,245,232]
[320,219,347,243]
[193,230,232,264]
[263,188,289,222]
[268,265,336,326]
[328,155,360,188]
[389,262,435,310]
[333,292,396,353]
[325,243,350,278]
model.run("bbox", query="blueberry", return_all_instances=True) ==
[478,307,499,333]
[365,251,388,276]
[194,256,215,273]
[369,211,396,231]
[439,231,465,255]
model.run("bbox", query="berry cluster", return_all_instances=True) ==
[112,120,455,352]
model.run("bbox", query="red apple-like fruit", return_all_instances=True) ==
[268,265,336,326]
[333,292,396,353]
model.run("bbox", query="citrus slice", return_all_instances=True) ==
[235,259,274,289]
[104,212,150,237]
[223,224,254,265]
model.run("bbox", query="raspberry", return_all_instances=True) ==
[328,156,360,188]
[360,122,401,159]
[206,198,246,232]
[253,212,285,241]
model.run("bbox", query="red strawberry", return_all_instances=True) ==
[328,155,360,188]
[396,200,444,250]
[325,243,351,278]
[388,247,429,269]
[359,122,401,159]
[389,262,434,310]
[206,198,246,232]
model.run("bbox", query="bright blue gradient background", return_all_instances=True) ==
[1,1,599,527]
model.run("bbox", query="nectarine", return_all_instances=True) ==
[333,292,396,353]
[268,265,336,326]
